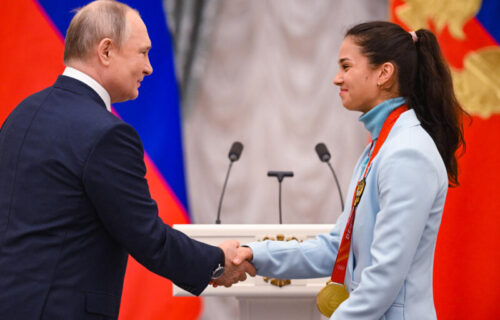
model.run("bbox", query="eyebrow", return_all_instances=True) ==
[338,58,351,64]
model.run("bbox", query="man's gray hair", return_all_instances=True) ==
[63,0,138,64]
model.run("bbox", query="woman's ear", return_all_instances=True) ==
[377,62,396,88]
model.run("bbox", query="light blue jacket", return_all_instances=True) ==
[248,98,448,320]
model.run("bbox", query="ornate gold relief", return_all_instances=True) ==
[260,234,301,288]
[395,0,482,39]
[395,0,500,117]
[452,47,500,118]
[263,277,291,288]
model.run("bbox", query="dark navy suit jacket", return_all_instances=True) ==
[0,76,222,319]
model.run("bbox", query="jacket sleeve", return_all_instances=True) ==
[247,214,347,279]
[82,122,222,296]
[331,147,441,319]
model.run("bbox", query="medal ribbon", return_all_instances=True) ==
[330,105,408,284]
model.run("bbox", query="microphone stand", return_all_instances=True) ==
[315,143,345,213]
[326,161,344,212]
[268,171,294,224]
[216,161,233,224]
[215,142,243,224]
[278,180,283,224]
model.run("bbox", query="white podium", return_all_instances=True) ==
[173,224,334,320]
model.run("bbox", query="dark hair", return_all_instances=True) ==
[346,21,467,187]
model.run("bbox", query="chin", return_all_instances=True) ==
[124,91,139,102]
[341,101,353,110]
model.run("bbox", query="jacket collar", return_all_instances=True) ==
[391,108,421,132]
[62,67,111,112]
[53,75,108,110]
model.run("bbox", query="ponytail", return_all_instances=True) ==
[346,22,467,187]
[411,29,467,187]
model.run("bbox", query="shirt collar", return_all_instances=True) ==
[359,97,406,140]
[62,67,112,112]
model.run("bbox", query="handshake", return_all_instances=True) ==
[211,240,256,288]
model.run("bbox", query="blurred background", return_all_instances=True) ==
[1,0,499,319]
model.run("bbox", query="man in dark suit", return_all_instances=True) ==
[0,1,254,319]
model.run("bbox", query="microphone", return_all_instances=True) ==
[315,143,344,212]
[215,141,244,224]
[228,141,243,161]
[268,171,294,224]
[315,143,331,162]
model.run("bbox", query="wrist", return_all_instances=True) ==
[211,247,225,279]
[241,245,253,261]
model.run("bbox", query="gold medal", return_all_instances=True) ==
[352,178,365,208]
[316,281,349,317]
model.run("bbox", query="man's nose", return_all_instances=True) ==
[144,58,153,76]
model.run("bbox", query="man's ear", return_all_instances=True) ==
[377,62,396,88]
[97,38,113,66]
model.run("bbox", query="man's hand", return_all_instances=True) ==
[211,240,256,287]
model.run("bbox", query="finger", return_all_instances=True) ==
[243,261,257,277]
[232,257,242,265]
[239,272,247,282]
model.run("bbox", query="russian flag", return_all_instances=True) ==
[392,0,500,318]
[0,0,201,319]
